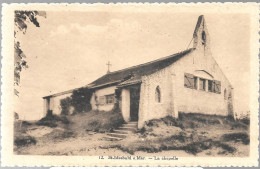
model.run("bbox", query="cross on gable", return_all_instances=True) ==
[106,61,112,73]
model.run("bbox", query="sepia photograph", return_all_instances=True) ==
[1,3,259,167]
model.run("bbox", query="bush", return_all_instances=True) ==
[36,114,69,128]
[145,116,184,129]
[14,135,36,147]
[71,87,93,114]
[85,110,125,133]
[184,140,213,154]
[60,97,72,115]
[240,118,250,125]
[44,129,76,141]
[221,132,249,145]
[21,121,33,126]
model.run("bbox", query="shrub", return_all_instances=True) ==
[145,116,184,129]
[36,114,69,128]
[21,121,33,126]
[221,132,249,145]
[240,118,250,125]
[60,97,72,115]
[71,87,93,114]
[85,110,125,133]
[44,129,76,141]
[14,135,36,147]
[184,140,213,154]
[113,88,122,111]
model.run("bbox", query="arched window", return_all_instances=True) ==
[155,86,161,103]
[202,31,206,45]
[224,89,227,100]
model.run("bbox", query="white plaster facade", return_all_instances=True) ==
[48,92,73,115]
[121,88,131,122]
[90,86,117,111]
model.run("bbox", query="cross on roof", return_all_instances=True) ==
[106,61,112,74]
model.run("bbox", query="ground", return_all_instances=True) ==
[14,111,249,156]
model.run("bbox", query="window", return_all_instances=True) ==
[99,96,106,105]
[194,76,198,89]
[199,78,206,91]
[155,86,161,103]
[202,31,206,45]
[184,73,196,89]
[184,73,221,94]
[208,80,213,92]
[105,94,114,104]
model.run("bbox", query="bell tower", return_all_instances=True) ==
[193,15,211,51]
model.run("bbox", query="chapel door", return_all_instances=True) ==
[130,86,140,121]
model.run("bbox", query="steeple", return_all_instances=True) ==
[193,15,210,50]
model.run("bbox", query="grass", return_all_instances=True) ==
[14,111,250,156]
[43,129,76,142]
[104,112,249,155]
[84,110,125,132]
[36,114,69,128]
[221,132,250,145]
[14,135,37,147]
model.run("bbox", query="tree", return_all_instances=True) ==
[71,87,93,114]
[14,10,46,96]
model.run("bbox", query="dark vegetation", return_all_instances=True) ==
[71,87,93,113]
[144,113,249,130]
[14,11,46,96]
[60,97,72,115]
[14,135,36,147]
[60,87,93,115]
[85,110,125,133]
[36,113,69,128]
[221,132,250,145]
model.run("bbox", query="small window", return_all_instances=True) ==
[202,31,206,45]
[155,86,161,103]
[194,76,198,89]
[105,94,114,104]
[208,80,213,92]
[199,78,206,91]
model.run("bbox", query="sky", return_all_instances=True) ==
[14,9,250,120]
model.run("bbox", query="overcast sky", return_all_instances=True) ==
[15,9,250,120]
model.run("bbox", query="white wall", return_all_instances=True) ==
[47,92,72,115]
[138,66,177,128]
[138,48,233,128]
[172,48,233,116]
[90,86,117,111]
[121,88,130,122]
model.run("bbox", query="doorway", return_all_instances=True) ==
[130,85,140,121]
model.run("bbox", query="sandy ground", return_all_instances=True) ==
[14,125,249,157]
[15,132,193,156]
[14,113,250,157]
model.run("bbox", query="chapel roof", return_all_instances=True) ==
[87,48,194,89]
